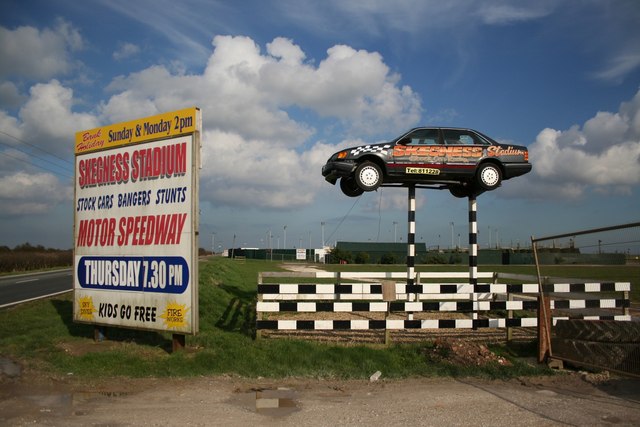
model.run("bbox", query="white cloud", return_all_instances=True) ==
[0,110,22,142]
[477,3,554,25]
[0,80,97,217]
[1,34,420,213]
[0,171,72,216]
[97,35,421,209]
[200,130,337,209]
[258,40,421,133]
[279,0,555,37]
[0,148,30,174]
[593,52,640,83]
[18,80,99,156]
[113,42,141,61]
[0,82,26,109]
[514,90,640,199]
[0,18,83,80]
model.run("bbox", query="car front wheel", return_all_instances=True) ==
[354,161,382,191]
[340,177,365,197]
[476,163,502,191]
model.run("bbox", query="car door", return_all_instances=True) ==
[439,129,486,179]
[388,128,445,180]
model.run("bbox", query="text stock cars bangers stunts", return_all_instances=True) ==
[322,127,532,197]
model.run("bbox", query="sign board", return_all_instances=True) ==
[296,248,306,260]
[73,107,200,334]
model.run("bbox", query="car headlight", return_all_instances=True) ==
[337,151,348,159]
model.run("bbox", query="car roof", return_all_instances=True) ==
[406,126,478,132]
[395,127,499,145]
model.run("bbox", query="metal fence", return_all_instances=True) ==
[532,222,640,376]
[256,270,630,346]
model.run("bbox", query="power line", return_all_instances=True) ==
[0,130,73,166]
[324,194,362,245]
[0,150,74,180]
[0,139,72,177]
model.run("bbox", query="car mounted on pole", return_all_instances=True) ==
[322,127,532,198]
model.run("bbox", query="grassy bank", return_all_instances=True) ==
[2,257,603,380]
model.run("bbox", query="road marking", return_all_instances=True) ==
[16,279,38,283]
[0,289,72,309]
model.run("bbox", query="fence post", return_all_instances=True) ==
[382,280,396,346]
[94,326,106,342]
[172,334,185,352]
[536,276,553,363]
[624,290,630,316]
[256,272,263,340]
[507,293,513,343]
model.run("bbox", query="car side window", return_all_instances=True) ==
[403,129,440,145]
[442,129,482,145]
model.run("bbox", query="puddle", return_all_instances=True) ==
[21,390,131,412]
[231,387,300,417]
[255,388,299,417]
[0,389,132,422]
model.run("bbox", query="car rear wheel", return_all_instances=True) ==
[476,163,502,191]
[340,177,364,197]
[354,161,382,191]
[449,185,471,198]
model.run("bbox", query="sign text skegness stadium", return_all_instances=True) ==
[78,141,187,188]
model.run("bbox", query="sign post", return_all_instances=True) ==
[73,108,201,343]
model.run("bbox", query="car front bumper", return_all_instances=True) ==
[322,161,357,184]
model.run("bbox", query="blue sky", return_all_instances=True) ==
[0,0,639,252]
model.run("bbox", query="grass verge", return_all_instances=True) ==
[0,258,555,380]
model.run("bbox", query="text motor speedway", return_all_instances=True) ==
[73,108,200,334]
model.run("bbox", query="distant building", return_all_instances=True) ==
[333,241,427,264]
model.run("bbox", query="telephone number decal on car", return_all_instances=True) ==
[406,167,440,175]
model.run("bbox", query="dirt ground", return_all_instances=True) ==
[2,357,640,426]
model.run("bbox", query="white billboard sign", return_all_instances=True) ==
[73,108,200,334]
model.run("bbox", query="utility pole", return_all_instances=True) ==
[321,222,325,247]
[450,222,454,250]
[211,232,215,255]
[283,225,287,249]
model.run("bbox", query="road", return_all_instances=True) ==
[0,268,72,308]
[2,372,640,426]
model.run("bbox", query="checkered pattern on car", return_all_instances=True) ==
[350,144,391,156]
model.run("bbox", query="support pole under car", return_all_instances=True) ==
[468,193,479,326]
[407,184,416,320]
